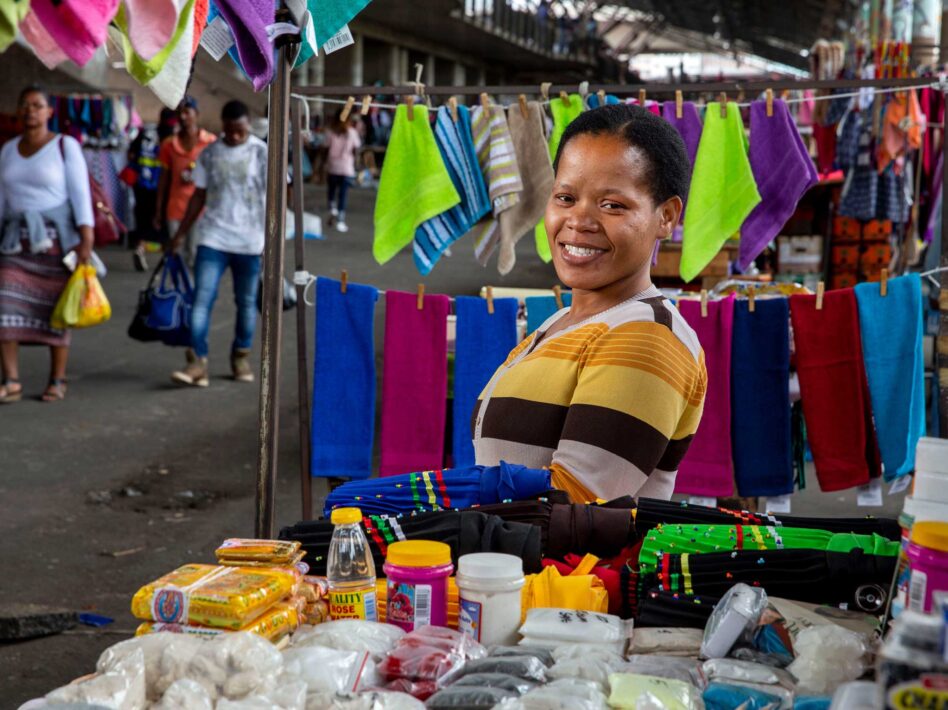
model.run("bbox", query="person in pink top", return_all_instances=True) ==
[325,108,362,233]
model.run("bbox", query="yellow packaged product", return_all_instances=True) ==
[303,600,330,625]
[135,600,301,642]
[131,564,297,630]
[215,539,302,564]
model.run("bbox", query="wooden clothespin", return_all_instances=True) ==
[480,92,490,112]
[675,90,683,119]
[881,268,888,297]
[405,96,415,120]
[597,89,606,106]
[816,281,825,310]
[360,94,372,116]
[448,96,459,123]
[719,92,728,119]
[765,88,774,117]
[560,91,570,107]
[340,96,355,123]
[638,88,647,105]
[700,289,709,318]
[486,286,495,315]
[340,270,348,294]
[748,286,756,313]
[553,285,564,310]
[518,94,529,119]
[416,283,425,310]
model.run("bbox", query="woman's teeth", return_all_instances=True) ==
[563,244,603,257]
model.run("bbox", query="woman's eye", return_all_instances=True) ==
[602,201,625,210]
[555,194,574,204]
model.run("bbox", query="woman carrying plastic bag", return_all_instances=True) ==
[50,264,111,330]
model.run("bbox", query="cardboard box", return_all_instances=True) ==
[833,215,861,242]
[862,219,893,241]
[830,272,858,290]
[778,236,823,274]
[831,244,860,269]
[861,243,892,268]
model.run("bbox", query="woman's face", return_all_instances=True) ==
[545,133,681,293]
[18,91,53,130]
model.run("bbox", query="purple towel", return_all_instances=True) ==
[662,101,703,166]
[739,99,819,270]
[213,0,275,91]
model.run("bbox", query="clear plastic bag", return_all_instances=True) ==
[702,682,784,710]
[701,659,794,689]
[628,628,704,656]
[787,626,868,695]
[216,679,307,710]
[547,651,626,691]
[700,584,768,659]
[625,656,705,688]
[451,673,536,696]
[291,620,405,657]
[550,645,625,665]
[153,679,214,710]
[488,646,555,667]
[46,647,147,709]
[282,647,377,694]
[96,633,206,702]
[304,690,425,709]
[518,609,627,648]
[425,685,517,708]
[607,673,703,710]
[401,626,486,660]
[454,657,547,683]
[379,625,486,691]
[495,678,609,710]
[182,631,284,701]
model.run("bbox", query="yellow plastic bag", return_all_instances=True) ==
[51,264,111,329]
[522,559,609,616]
[135,599,301,642]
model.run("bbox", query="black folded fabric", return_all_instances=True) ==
[636,587,718,628]
[279,509,543,576]
[635,498,900,540]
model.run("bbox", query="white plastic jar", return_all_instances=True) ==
[457,553,525,647]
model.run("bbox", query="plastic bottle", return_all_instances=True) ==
[327,507,378,621]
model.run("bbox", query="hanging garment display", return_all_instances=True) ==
[587,93,621,108]
[789,289,882,491]
[293,0,372,68]
[854,274,926,480]
[681,102,761,282]
[143,0,198,108]
[452,295,519,469]
[211,0,276,91]
[18,9,69,68]
[191,0,209,54]
[310,277,379,480]
[0,0,29,51]
[373,104,460,265]
[730,298,794,497]
[675,296,736,498]
[29,0,119,67]
[115,0,194,86]
[662,101,702,166]
[524,293,571,335]
[121,0,184,61]
[379,290,450,476]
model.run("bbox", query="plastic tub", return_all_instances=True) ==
[457,553,525,647]
[383,541,453,631]
[907,522,948,613]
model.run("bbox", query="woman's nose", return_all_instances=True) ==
[565,201,598,232]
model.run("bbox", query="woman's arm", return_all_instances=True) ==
[61,136,94,263]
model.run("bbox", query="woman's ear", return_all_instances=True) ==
[658,196,683,239]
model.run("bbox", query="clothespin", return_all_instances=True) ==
[881,268,888,297]
[560,91,570,107]
[486,286,495,315]
[748,286,756,313]
[816,281,825,310]
[405,96,415,120]
[518,94,529,119]
[340,270,348,294]
[417,283,425,310]
[719,92,728,119]
[480,92,490,112]
[340,96,355,123]
[675,90,683,119]
[553,285,564,309]
[360,94,372,116]
[448,96,459,123]
[597,89,606,106]
[540,82,552,101]
[765,89,774,117]
[700,289,709,318]
[638,88,647,105]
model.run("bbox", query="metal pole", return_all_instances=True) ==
[939,87,948,437]
[290,97,313,521]
[255,44,292,538]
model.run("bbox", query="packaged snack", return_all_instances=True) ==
[135,600,301,642]
[282,646,378,694]
[379,625,486,693]
[452,672,537,695]
[518,609,629,654]
[488,646,555,668]
[303,599,330,626]
[215,538,302,564]
[131,564,297,630]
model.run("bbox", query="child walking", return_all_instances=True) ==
[325,108,362,233]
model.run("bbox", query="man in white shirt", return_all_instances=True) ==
[168,100,268,387]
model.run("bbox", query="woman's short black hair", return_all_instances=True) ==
[221,99,250,122]
[553,104,690,207]
[18,84,50,106]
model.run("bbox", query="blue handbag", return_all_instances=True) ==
[144,254,193,347]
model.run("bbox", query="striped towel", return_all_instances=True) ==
[413,106,491,275]
[469,105,523,264]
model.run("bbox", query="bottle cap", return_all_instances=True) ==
[330,507,362,525]
[910,521,948,553]
[386,540,451,567]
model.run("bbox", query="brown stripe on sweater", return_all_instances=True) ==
[480,397,568,450]
[641,296,673,330]
[560,403,671,474]
[656,435,695,471]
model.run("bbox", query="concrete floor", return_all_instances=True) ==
[0,185,904,706]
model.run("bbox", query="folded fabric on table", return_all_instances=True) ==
[542,554,622,615]
[731,298,794,497]
[854,274,926,480]
[790,289,882,491]
[635,587,718,629]
[311,277,379,479]
[525,293,571,335]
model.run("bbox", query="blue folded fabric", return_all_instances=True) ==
[414,105,491,275]
[480,461,551,502]
[703,683,782,710]
[311,277,379,479]
[854,274,926,479]
[525,293,572,335]
[452,295,519,467]
[731,297,793,496]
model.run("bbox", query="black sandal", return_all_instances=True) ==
[0,378,21,404]
[41,378,67,402]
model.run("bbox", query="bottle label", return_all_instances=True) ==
[329,587,377,621]
[459,598,482,642]
[388,581,431,629]
[908,569,928,612]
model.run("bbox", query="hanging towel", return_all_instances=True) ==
[311,277,379,480]
[496,101,555,275]
[294,0,371,67]
[739,99,819,271]
[587,93,621,108]
[662,101,703,166]
[122,0,183,61]
[730,298,793,497]
[116,0,194,87]
[19,10,68,69]
[468,105,523,264]
[379,290,451,476]
[192,0,209,55]
[374,104,461,265]
[212,0,276,91]
[413,106,490,275]
[29,0,119,67]
[142,0,197,108]
[675,296,736,498]
[854,274,926,480]
[452,295,519,468]
[536,94,584,263]
[681,102,761,283]
[525,293,572,335]
[789,289,882,492]
[0,0,29,51]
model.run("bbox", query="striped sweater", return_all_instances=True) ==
[472,287,707,502]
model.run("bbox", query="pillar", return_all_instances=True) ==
[351,32,365,86]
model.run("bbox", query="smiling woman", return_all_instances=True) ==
[471,104,708,503]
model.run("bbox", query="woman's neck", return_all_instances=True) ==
[566,270,654,323]
[22,126,49,146]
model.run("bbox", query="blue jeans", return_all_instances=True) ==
[327,174,352,214]
[190,245,261,358]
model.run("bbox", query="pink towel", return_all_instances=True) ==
[19,10,68,69]
[379,290,450,477]
[675,295,736,497]
[123,0,182,60]
[213,0,275,91]
[30,0,120,67]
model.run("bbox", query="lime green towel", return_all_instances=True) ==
[680,102,761,282]
[116,0,195,86]
[373,104,461,265]
[0,0,29,51]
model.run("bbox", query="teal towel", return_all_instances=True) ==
[294,0,372,67]
[525,293,572,335]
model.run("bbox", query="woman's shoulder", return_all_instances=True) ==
[594,296,703,364]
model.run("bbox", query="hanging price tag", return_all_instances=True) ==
[323,25,354,54]
[856,479,883,507]
[889,475,912,496]
[687,496,717,508]
[764,495,792,514]
[201,16,235,61]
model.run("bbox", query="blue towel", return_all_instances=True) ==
[586,93,620,108]
[413,106,491,275]
[730,298,793,496]
[452,295,519,467]
[855,274,926,480]
[525,293,572,335]
[311,277,379,479]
